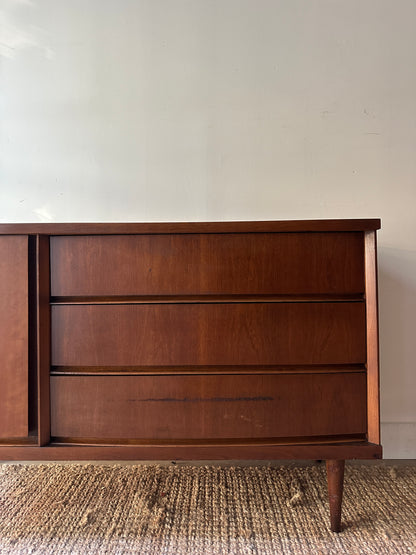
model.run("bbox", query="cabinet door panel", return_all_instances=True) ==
[50,373,367,440]
[0,236,28,438]
[51,302,366,367]
[50,232,364,297]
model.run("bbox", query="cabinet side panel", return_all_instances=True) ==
[365,231,381,445]
[0,236,28,438]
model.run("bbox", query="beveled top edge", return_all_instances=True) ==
[0,219,381,235]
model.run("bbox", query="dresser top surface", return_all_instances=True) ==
[0,219,381,235]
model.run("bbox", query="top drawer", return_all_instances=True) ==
[50,232,364,297]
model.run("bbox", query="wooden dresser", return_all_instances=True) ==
[0,219,382,531]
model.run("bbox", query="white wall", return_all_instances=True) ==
[1,0,415,457]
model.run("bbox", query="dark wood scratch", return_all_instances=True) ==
[127,396,274,403]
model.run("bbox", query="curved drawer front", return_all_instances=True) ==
[50,232,364,297]
[50,373,367,440]
[51,302,366,367]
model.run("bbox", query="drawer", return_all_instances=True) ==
[50,232,364,297]
[50,373,367,440]
[51,302,366,367]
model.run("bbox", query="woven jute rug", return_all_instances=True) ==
[0,463,415,554]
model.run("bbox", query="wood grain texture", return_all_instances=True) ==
[50,233,365,296]
[0,219,381,236]
[50,373,367,440]
[51,302,366,367]
[0,236,28,438]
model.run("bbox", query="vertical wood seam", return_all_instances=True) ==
[37,235,51,446]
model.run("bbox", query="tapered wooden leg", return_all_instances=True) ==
[326,459,345,533]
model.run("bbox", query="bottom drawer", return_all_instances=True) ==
[50,373,367,441]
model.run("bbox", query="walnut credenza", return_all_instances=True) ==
[0,219,382,531]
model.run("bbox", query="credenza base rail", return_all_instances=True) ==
[0,443,382,460]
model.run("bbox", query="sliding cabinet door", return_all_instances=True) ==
[0,236,29,438]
